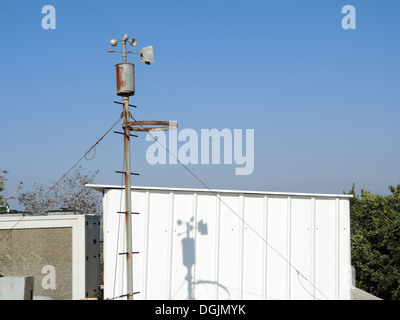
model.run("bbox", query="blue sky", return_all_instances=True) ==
[1,0,400,209]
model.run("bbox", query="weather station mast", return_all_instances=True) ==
[108,34,177,300]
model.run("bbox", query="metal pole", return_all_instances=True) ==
[108,33,163,300]
[122,40,127,63]
[123,95,133,300]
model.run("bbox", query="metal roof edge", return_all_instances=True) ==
[86,184,353,198]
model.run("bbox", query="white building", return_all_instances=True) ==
[88,185,353,300]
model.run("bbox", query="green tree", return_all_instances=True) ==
[18,166,101,215]
[348,184,400,300]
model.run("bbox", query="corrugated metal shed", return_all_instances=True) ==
[88,185,353,300]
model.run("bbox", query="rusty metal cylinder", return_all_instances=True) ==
[116,62,135,96]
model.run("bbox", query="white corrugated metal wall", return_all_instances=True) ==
[98,186,352,300]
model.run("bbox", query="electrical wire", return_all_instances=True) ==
[296,270,321,300]
[0,115,122,245]
[140,119,330,300]
[84,145,97,160]
[31,115,122,213]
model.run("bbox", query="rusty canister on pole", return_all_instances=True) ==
[116,62,135,96]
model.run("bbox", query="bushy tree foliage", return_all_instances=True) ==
[0,170,8,212]
[348,184,400,300]
[18,166,101,215]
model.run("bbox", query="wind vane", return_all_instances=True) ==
[108,33,154,64]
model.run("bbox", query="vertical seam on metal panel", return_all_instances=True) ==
[263,195,268,300]
[340,197,344,300]
[167,192,175,300]
[143,190,150,299]
[239,194,245,300]
[347,199,352,299]
[287,196,292,300]
[120,195,126,298]
[215,193,221,299]
[311,197,316,300]
[192,192,198,299]
[102,189,106,265]
[72,217,79,299]
[336,197,340,300]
